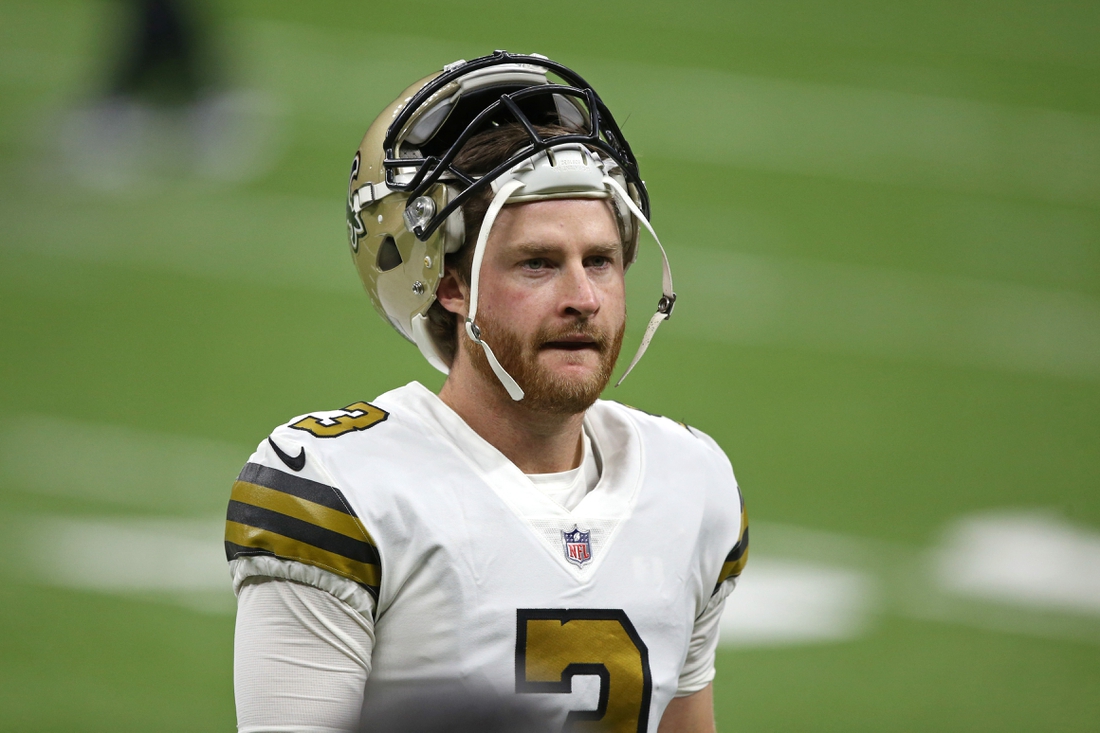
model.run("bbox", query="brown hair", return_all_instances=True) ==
[425,123,585,366]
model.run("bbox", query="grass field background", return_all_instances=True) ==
[1,0,1098,730]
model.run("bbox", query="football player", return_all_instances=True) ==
[226,51,748,733]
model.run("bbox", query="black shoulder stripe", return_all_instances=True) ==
[725,526,749,563]
[237,462,354,515]
[225,540,275,563]
[223,539,380,597]
[713,520,749,594]
[224,529,380,595]
[227,461,381,593]
[226,500,380,566]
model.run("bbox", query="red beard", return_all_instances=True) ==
[464,315,626,414]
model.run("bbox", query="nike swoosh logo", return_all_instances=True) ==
[268,437,306,472]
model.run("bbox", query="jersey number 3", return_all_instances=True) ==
[516,609,653,733]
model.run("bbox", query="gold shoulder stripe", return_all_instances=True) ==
[714,511,749,593]
[716,549,747,587]
[230,480,373,545]
[225,521,380,589]
[225,464,381,593]
[226,499,379,564]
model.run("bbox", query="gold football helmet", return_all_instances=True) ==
[346,51,674,398]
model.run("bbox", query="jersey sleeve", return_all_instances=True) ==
[235,577,374,733]
[677,419,748,595]
[676,421,747,693]
[676,579,735,696]
[224,428,380,617]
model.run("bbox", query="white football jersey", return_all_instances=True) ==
[226,382,747,733]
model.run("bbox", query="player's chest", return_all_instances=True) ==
[359,459,707,732]
[364,461,703,601]
[370,500,701,733]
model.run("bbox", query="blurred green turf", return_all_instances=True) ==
[1,0,1098,731]
[714,616,1100,732]
[0,583,234,733]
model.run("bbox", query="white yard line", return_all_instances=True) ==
[933,510,1100,616]
[15,515,230,593]
[0,415,250,515]
[8,514,236,615]
[720,559,876,646]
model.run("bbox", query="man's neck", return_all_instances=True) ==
[438,369,586,475]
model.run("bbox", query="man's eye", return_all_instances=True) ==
[587,256,612,268]
[522,259,546,270]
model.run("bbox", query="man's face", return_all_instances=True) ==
[462,198,627,414]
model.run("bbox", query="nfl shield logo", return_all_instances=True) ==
[562,526,592,567]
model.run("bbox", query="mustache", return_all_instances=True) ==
[535,323,613,351]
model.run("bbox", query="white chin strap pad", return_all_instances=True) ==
[602,175,676,387]
[462,146,675,402]
[465,178,526,401]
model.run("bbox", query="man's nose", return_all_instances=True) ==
[560,262,600,318]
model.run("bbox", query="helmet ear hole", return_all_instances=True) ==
[376,236,403,272]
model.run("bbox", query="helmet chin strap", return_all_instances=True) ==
[462,154,676,403]
[602,176,676,387]
[465,178,527,401]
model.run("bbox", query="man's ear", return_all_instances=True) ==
[436,268,468,318]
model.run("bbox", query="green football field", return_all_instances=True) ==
[2,0,1098,730]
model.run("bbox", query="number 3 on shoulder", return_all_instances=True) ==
[515,609,653,733]
[290,402,388,438]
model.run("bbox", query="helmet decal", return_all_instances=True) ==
[346,152,365,252]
